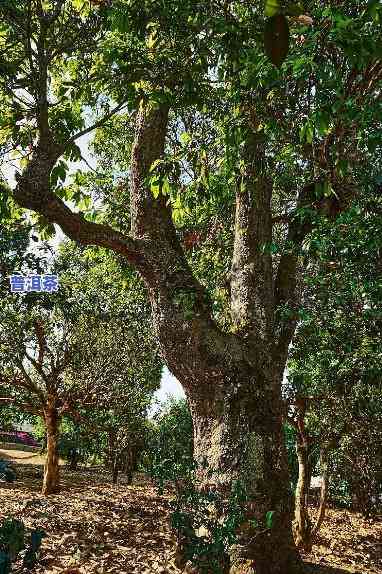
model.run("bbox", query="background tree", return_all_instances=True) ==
[0,242,162,494]
[145,397,194,491]
[287,191,382,547]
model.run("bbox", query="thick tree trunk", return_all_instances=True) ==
[13,99,306,573]
[42,404,60,495]
[293,436,312,551]
[188,379,303,574]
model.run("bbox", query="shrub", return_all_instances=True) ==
[0,461,16,483]
[144,398,194,492]
[171,477,248,573]
[0,518,45,573]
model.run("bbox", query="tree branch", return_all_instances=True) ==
[0,397,40,415]
[63,102,129,148]
[13,148,148,269]
[12,362,46,404]
[230,109,274,345]
[34,319,46,366]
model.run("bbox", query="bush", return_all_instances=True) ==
[171,476,248,573]
[144,398,194,492]
[0,461,16,483]
[0,518,45,573]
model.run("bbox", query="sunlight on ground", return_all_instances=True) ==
[0,451,381,574]
[0,448,64,466]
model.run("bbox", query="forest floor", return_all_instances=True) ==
[0,450,381,574]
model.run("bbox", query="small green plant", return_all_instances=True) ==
[0,518,45,573]
[0,461,16,483]
[171,477,249,573]
[22,529,46,570]
[0,552,11,574]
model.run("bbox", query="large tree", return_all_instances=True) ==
[1,1,381,571]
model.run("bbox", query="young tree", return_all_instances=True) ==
[0,243,161,494]
[1,1,381,570]
[0,308,77,494]
[287,195,382,547]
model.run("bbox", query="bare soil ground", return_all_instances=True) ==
[0,448,65,466]
[0,449,381,574]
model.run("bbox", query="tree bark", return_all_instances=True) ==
[312,445,330,537]
[42,402,60,495]
[121,444,136,485]
[68,447,78,471]
[112,458,119,485]
[188,377,303,574]
[293,435,312,551]
[108,431,119,484]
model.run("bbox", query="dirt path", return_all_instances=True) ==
[0,448,65,466]
[0,455,381,574]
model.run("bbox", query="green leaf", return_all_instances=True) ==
[265,0,280,18]
[265,510,276,528]
[300,121,314,144]
[264,15,290,68]
[315,181,337,199]
[161,177,170,196]
[367,0,382,22]
[180,132,191,145]
[306,122,314,144]
[151,182,160,199]
[78,195,92,211]
[149,159,162,173]
[51,161,68,187]
[287,3,305,17]
[317,113,330,136]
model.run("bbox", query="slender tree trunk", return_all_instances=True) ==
[305,449,313,508]
[122,444,135,485]
[293,435,312,551]
[112,456,119,485]
[312,445,330,537]
[42,403,60,495]
[108,431,120,484]
[68,448,78,471]
[108,431,119,484]
[188,378,303,574]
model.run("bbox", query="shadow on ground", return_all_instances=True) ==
[1,453,380,574]
[1,456,147,495]
[304,564,362,574]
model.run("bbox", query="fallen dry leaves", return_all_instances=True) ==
[303,506,382,574]
[0,455,380,574]
[0,464,177,574]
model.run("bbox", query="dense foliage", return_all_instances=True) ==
[145,398,194,489]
